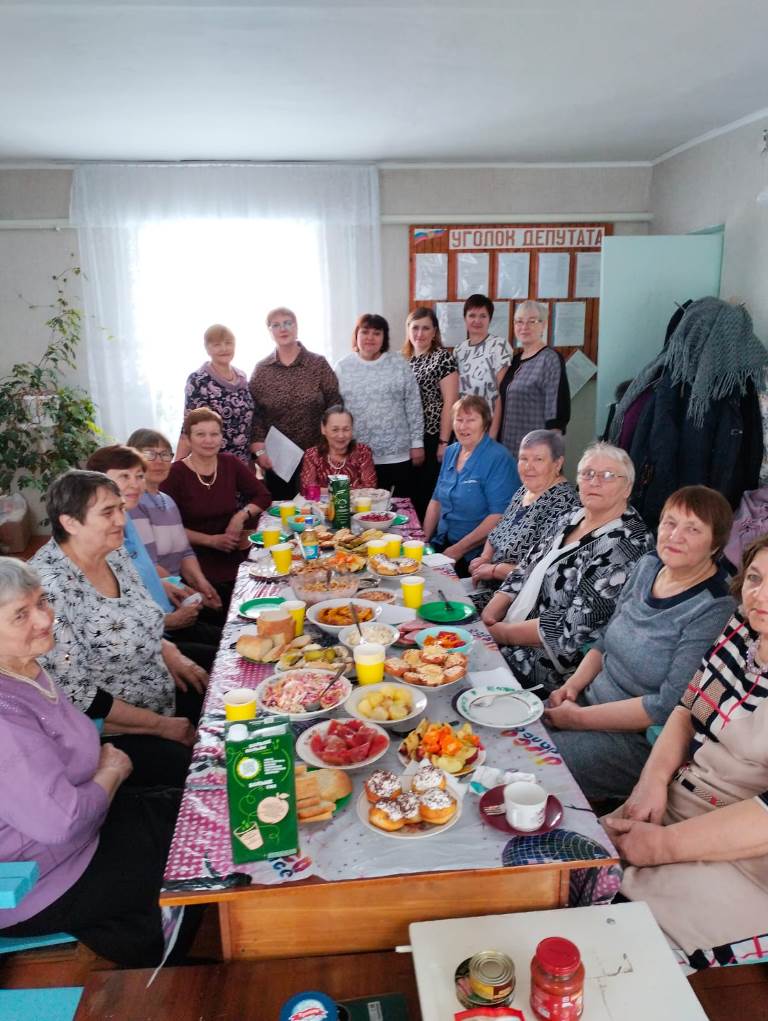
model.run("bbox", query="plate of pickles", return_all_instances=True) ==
[274,640,354,675]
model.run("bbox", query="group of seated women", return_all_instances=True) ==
[2,297,766,974]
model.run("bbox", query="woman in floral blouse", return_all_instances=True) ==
[300,406,377,493]
[402,307,459,520]
[482,442,653,693]
[178,323,255,466]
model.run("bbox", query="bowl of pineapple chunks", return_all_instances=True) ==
[344,681,428,728]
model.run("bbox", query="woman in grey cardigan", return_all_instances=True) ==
[544,485,735,801]
[335,313,424,496]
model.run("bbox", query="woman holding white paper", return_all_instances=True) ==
[498,301,570,459]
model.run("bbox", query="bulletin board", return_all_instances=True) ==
[409,223,612,375]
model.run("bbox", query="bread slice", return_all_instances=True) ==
[314,767,353,802]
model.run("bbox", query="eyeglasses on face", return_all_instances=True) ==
[577,469,626,483]
[269,320,295,331]
[513,318,543,326]
[141,449,173,462]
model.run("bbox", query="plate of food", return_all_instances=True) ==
[384,648,468,688]
[397,718,485,776]
[456,685,544,730]
[295,762,353,825]
[417,599,476,624]
[307,599,382,635]
[274,642,353,674]
[237,596,286,620]
[333,527,386,552]
[344,681,427,727]
[338,621,400,650]
[291,571,360,606]
[235,631,311,665]
[414,626,474,656]
[367,554,420,578]
[296,717,390,770]
[314,550,367,574]
[355,588,397,605]
[255,668,352,720]
[357,766,461,838]
[351,510,397,532]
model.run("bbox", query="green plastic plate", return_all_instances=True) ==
[249,530,290,545]
[417,599,476,624]
[391,514,409,526]
[238,596,286,620]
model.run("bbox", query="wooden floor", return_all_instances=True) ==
[2,907,768,1019]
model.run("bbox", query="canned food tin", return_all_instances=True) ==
[469,950,516,1003]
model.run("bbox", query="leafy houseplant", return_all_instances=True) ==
[0,267,102,497]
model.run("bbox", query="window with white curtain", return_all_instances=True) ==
[133,217,325,439]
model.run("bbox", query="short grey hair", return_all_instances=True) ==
[519,429,565,461]
[515,300,549,323]
[0,557,42,608]
[577,441,635,488]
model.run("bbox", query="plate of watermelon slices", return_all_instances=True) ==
[296,717,391,771]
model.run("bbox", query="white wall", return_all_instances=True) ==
[650,117,768,340]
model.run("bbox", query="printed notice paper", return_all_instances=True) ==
[265,426,304,483]
[553,302,586,347]
[565,350,597,398]
[496,252,530,299]
[414,253,447,301]
[537,253,570,299]
[457,253,489,298]
[435,303,466,347]
[575,252,602,298]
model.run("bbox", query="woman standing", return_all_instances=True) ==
[335,313,425,495]
[423,396,519,577]
[178,324,255,466]
[162,408,271,606]
[454,294,512,440]
[544,486,735,801]
[603,536,768,969]
[300,406,377,493]
[498,301,570,458]
[402,307,459,520]
[249,307,341,499]
[483,442,652,692]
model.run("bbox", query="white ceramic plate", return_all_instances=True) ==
[295,718,391,771]
[344,682,428,729]
[455,685,544,729]
[255,669,352,721]
[356,787,462,839]
[306,598,382,636]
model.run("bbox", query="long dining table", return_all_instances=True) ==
[160,498,618,960]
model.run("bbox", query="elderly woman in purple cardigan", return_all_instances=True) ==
[0,558,200,966]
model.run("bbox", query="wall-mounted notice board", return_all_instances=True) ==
[409,223,612,365]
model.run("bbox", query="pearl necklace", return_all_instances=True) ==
[0,663,59,702]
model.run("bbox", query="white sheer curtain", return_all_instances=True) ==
[70,163,381,442]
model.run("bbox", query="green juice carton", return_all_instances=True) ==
[225,715,299,864]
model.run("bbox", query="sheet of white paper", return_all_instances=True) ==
[414,253,448,301]
[565,350,597,398]
[469,666,521,690]
[491,301,510,343]
[265,426,304,483]
[537,252,570,299]
[435,302,467,347]
[496,252,530,298]
[456,252,489,298]
[574,251,602,298]
[553,301,586,347]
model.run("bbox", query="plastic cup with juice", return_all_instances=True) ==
[261,523,282,548]
[353,642,385,685]
[400,575,425,609]
[366,538,387,557]
[270,542,293,575]
[384,533,402,558]
[224,688,258,721]
[279,501,296,525]
[353,497,372,514]
[282,599,307,637]
[402,539,424,562]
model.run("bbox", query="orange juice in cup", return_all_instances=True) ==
[279,501,296,526]
[366,538,387,557]
[353,643,385,685]
[384,533,402,558]
[270,542,293,575]
[282,599,306,637]
[400,575,425,609]
[224,688,258,721]
[353,496,372,514]
[261,524,281,548]
[402,539,424,562]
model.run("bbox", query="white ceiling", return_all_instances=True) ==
[1,0,768,164]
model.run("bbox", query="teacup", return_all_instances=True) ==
[503,781,547,831]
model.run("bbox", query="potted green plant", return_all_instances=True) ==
[0,267,102,537]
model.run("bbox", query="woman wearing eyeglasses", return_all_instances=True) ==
[498,301,570,458]
[482,442,653,694]
[249,307,341,499]
[178,324,255,467]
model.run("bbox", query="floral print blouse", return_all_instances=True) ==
[31,540,175,717]
[184,362,255,464]
[499,506,653,691]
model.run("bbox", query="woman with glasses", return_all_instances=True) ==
[178,323,255,467]
[126,428,222,613]
[544,486,734,801]
[498,301,570,458]
[249,307,341,499]
[482,442,653,693]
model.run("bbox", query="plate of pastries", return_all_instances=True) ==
[356,764,461,838]
[384,648,468,688]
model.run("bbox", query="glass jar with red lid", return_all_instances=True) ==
[530,936,584,1020]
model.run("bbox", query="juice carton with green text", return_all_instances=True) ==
[225,715,298,863]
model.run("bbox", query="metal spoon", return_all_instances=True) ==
[349,601,365,639]
[469,686,543,709]
[437,588,453,613]
[303,663,347,713]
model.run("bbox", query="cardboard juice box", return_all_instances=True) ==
[225,715,299,863]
